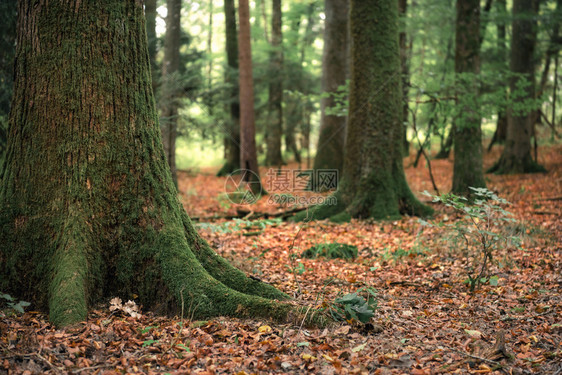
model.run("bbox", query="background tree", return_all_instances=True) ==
[451,0,486,195]
[265,0,284,166]
[238,0,265,192]
[0,0,302,327]
[399,0,410,156]
[144,0,159,94]
[160,0,182,186]
[295,0,431,221]
[487,0,509,151]
[313,0,349,176]
[0,0,16,173]
[217,0,241,176]
[489,0,547,174]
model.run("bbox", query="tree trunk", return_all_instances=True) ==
[160,0,181,186]
[488,0,508,151]
[144,0,158,94]
[238,0,265,193]
[489,0,546,174]
[399,0,410,157]
[452,0,486,196]
[313,0,349,176]
[0,0,16,171]
[265,0,284,166]
[295,0,431,221]
[217,0,241,176]
[0,0,300,328]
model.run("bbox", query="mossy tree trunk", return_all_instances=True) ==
[0,0,296,328]
[488,0,546,174]
[313,0,348,176]
[451,0,486,195]
[265,0,284,167]
[295,0,431,222]
[217,0,241,177]
[160,0,181,186]
[238,0,264,193]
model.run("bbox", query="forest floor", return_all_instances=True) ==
[1,144,561,374]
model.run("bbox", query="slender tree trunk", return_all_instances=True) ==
[238,0,265,193]
[488,0,509,151]
[313,0,349,177]
[265,0,284,166]
[217,0,241,176]
[160,0,181,186]
[0,0,302,328]
[399,0,410,157]
[295,0,431,222]
[0,0,16,171]
[489,0,546,173]
[144,0,158,94]
[452,0,486,195]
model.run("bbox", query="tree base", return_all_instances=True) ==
[487,154,547,174]
[216,161,239,177]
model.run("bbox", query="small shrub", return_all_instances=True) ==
[422,187,522,292]
[302,242,358,260]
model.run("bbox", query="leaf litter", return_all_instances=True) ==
[1,144,560,374]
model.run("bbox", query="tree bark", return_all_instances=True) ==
[399,0,410,157]
[451,0,486,196]
[265,0,284,166]
[238,0,265,193]
[489,0,546,174]
[144,0,158,94]
[488,0,508,151]
[217,0,241,176]
[313,0,349,176]
[0,0,16,171]
[295,0,431,221]
[160,0,181,186]
[0,0,300,328]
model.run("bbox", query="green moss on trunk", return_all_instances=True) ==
[0,0,303,328]
[293,0,431,223]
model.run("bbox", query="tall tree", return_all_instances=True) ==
[0,0,304,328]
[399,0,410,156]
[160,0,182,186]
[451,0,486,195]
[489,0,546,173]
[487,0,509,151]
[0,0,16,172]
[313,0,349,177]
[144,0,159,94]
[265,0,285,166]
[295,0,431,221]
[217,0,241,176]
[238,0,265,193]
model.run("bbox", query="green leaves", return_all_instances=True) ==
[327,287,378,324]
[422,188,521,292]
[0,293,30,314]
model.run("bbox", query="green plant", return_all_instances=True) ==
[302,242,358,260]
[323,287,378,324]
[422,187,521,292]
[0,293,30,314]
[379,246,425,263]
